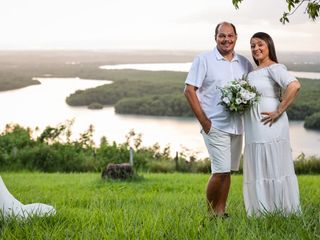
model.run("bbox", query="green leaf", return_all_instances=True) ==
[287,0,295,11]
[280,12,290,24]
[307,2,320,21]
[232,0,243,9]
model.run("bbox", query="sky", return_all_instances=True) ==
[1,0,319,52]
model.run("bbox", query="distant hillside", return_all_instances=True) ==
[0,50,196,91]
[1,50,319,91]
[238,51,320,73]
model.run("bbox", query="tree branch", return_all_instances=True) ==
[231,0,319,24]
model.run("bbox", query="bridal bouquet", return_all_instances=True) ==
[217,75,260,113]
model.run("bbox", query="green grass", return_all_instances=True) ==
[0,173,319,239]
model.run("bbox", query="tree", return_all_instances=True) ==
[232,0,320,24]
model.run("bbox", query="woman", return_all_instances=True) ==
[243,32,301,216]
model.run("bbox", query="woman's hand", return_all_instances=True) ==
[261,110,281,127]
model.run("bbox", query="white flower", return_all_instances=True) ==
[240,89,254,101]
[239,80,247,86]
[222,97,230,104]
[236,98,242,104]
[234,84,241,90]
[249,92,256,99]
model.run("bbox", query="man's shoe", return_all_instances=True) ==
[198,213,230,231]
[208,212,230,219]
[223,213,230,218]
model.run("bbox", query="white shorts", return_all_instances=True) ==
[201,126,242,174]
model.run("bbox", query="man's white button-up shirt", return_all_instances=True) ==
[185,47,253,135]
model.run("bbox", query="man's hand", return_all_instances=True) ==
[202,119,212,134]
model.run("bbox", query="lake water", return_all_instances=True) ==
[100,62,320,79]
[0,70,319,159]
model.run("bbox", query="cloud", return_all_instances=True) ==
[0,0,319,51]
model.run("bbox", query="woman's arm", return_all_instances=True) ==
[261,80,301,126]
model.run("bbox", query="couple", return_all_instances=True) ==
[184,21,301,217]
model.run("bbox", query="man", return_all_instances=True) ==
[184,22,253,217]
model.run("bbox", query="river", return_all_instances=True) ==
[0,66,319,159]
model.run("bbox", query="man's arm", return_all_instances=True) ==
[184,84,211,133]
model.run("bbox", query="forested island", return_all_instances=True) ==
[65,70,320,127]
[1,50,320,129]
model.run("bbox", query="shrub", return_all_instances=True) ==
[190,158,211,173]
[95,141,130,170]
[52,143,94,172]
[0,123,319,174]
[304,112,320,130]
[294,153,320,174]
[22,144,59,172]
[0,124,34,150]
[146,160,175,173]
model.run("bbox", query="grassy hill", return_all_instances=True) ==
[0,172,319,239]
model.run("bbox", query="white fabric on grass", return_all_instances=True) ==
[0,176,55,219]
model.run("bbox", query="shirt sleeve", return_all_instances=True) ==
[185,55,207,88]
[267,64,297,89]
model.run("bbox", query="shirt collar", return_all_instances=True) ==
[214,47,239,62]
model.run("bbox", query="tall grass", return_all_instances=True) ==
[0,173,319,239]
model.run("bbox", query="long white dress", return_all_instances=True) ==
[0,176,56,219]
[243,64,301,216]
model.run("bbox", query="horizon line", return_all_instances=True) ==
[0,48,319,54]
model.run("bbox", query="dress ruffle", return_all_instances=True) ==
[243,141,301,216]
